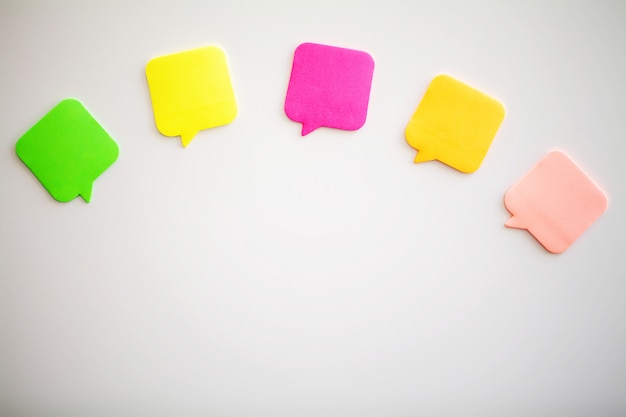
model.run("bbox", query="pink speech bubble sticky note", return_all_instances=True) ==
[284,42,375,136]
[504,151,608,254]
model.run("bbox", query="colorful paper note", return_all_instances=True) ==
[15,99,119,203]
[285,42,375,135]
[405,75,505,173]
[145,46,237,147]
[504,151,608,253]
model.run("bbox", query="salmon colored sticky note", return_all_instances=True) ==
[405,75,505,173]
[285,42,375,136]
[146,46,237,147]
[504,151,608,254]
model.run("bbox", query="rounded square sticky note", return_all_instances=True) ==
[284,42,375,136]
[15,99,119,203]
[146,46,237,147]
[504,151,608,254]
[405,75,505,173]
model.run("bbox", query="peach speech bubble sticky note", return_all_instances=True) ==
[284,42,375,136]
[405,75,505,173]
[504,151,608,254]
[146,46,237,147]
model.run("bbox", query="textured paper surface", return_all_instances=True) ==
[285,42,375,135]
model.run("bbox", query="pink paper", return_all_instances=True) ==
[504,151,608,253]
[284,42,375,135]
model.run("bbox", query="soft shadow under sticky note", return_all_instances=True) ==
[405,75,505,173]
[146,45,237,147]
[504,151,607,254]
[15,98,119,203]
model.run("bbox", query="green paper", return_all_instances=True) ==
[16,99,119,203]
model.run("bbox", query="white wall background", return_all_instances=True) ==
[1,1,625,416]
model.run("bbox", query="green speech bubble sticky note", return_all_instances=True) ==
[16,99,119,203]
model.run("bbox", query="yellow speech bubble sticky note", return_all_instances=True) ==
[405,75,505,173]
[146,46,237,147]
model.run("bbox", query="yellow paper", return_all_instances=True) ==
[405,75,504,173]
[146,46,237,147]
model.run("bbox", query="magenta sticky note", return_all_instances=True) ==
[284,42,375,136]
[504,151,608,254]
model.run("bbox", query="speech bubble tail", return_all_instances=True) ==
[80,183,93,203]
[505,216,524,229]
[414,151,434,164]
[180,132,197,148]
[301,124,318,136]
